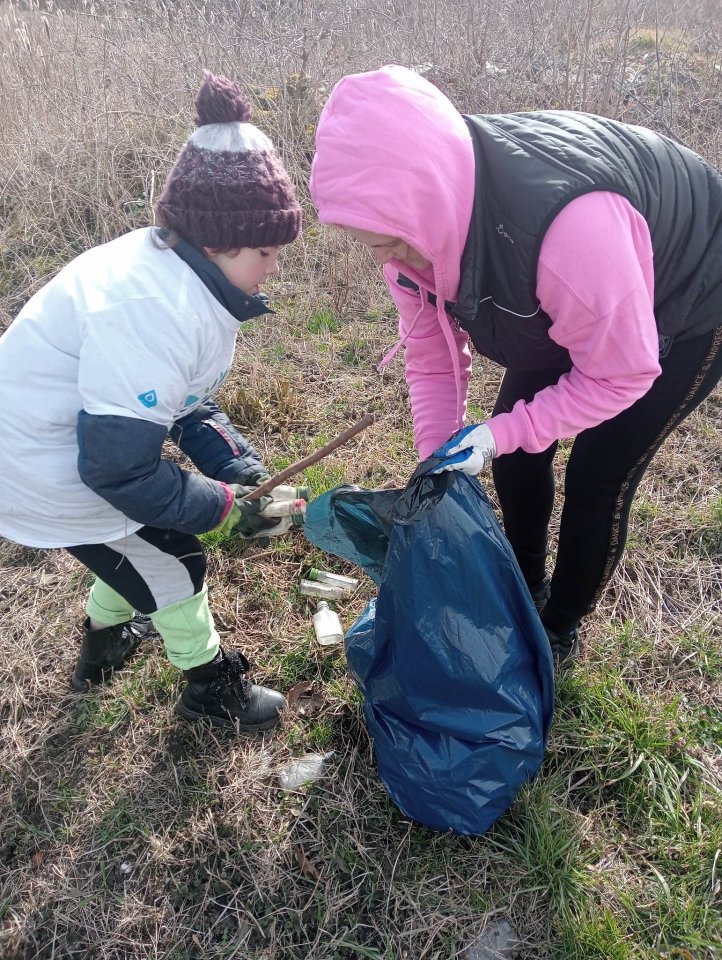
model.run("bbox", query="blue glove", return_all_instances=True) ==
[431,424,497,475]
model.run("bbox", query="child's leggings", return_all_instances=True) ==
[491,325,722,636]
[66,527,219,670]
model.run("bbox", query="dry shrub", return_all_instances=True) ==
[1,0,720,313]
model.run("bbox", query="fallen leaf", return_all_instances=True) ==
[293,843,321,881]
[286,681,314,707]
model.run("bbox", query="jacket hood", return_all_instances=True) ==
[310,65,475,304]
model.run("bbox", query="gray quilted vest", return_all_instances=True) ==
[446,111,722,371]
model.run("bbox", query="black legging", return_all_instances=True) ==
[491,326,722,635]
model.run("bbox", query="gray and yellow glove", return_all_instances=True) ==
[214,483,309,541]
[214,489,279,540]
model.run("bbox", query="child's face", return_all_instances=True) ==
[204,246,281,295]
[341,227,431,270]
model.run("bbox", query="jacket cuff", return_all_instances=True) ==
[218,482,235,523]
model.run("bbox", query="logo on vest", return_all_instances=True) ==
[138,390,158,408]
[496,223,514,243]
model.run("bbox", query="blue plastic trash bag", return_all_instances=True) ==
[304,458,555,836]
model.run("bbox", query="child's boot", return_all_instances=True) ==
[149,586,286,732]
[176,647,286,731]
[72,615,151,691]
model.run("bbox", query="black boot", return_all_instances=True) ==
[176,648,286,732]
[544,625,580,670]
[72,615,152,691]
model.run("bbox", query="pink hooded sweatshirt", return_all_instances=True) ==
[310,65,662,459]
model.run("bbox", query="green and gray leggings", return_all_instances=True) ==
[66,528,218,670]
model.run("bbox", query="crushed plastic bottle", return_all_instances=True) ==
[308,567,359,592]
[464,919,521,959]
[312,600,344,648]
[278,751,335,790]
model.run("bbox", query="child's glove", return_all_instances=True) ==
[431,424,497,475]
[236,467,270,488]
[214,486,287,540]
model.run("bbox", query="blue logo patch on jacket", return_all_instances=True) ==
[138,390,158,408]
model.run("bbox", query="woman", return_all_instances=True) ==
[310,65,722,666]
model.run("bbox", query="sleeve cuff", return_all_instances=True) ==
[218,482,235,522]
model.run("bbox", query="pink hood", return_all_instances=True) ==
[310,66,475,430]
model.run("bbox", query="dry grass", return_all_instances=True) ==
[1,1,722,958]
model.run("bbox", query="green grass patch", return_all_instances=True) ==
[284,717,337,752]
[686,495,722,557]
[553,672,713,827]
[607,618,655,661]
[307,309,340,334]
[339,338,371,366]
[554,909,636,960]
[542,671,722,954]
[632,495,660,524]
[673,626,722,679]
[270,646,318,687]
[685,703,722,751]
[198,528,228,550]
[303,461,347,495]
[488,775,598,925]
[72,693,133,732]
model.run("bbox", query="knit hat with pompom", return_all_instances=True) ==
[156,71,302,249]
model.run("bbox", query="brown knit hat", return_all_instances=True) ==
[156,71,302,249]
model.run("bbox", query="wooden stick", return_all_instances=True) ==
[243,413,375,500]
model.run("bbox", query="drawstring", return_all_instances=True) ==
[376,339,404,372]
[436,297,464,430]
[377,280,465,432]
[376,299,426,372]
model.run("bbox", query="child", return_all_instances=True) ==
[310,65,722,667]
[0,72,303,731]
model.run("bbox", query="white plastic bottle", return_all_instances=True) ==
[312,601,344,649]
[269,485,311,503]
[259,498,307,524]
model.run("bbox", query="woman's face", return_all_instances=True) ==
[342,227,431,270]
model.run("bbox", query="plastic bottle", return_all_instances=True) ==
[299,579,347,600]
[312,601,344,649]
[308,567,359,591]
[260,498,306,525]
[269,485,311,503]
